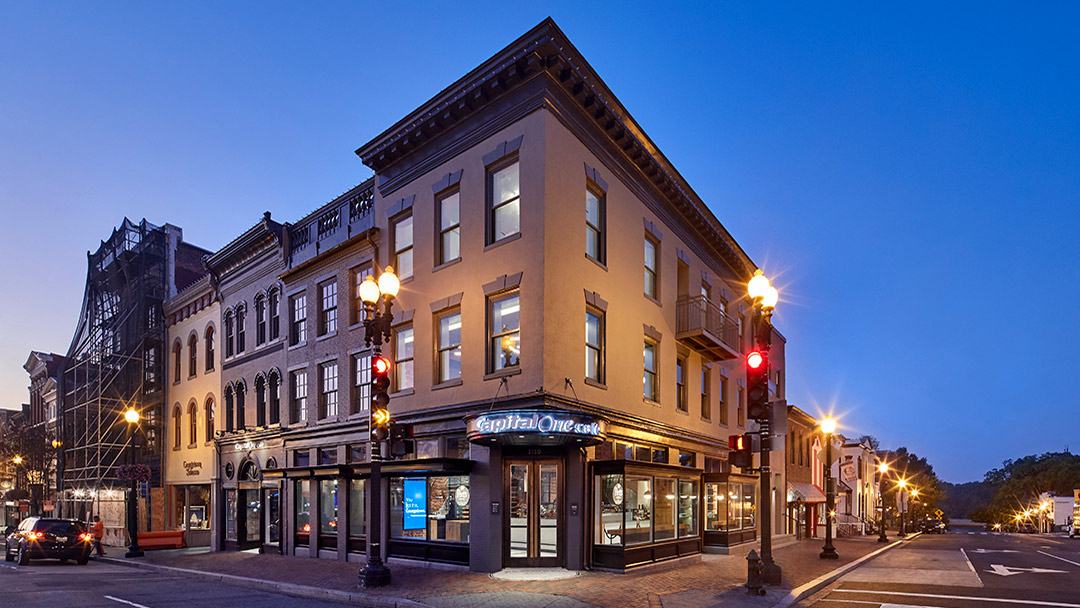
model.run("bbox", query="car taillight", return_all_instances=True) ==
[79,533,92,541]
[30,531,44,540]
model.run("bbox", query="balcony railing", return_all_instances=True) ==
[675,295,741,361]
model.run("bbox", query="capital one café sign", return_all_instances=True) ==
[466,409,606,446]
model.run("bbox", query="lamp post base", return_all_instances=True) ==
[819,545,839,560]
[878,531,889,543]
[125,545,144,558]
[762,561,783,585]
[360,559,392,587]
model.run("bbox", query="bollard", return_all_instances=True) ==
[745,549,766,596]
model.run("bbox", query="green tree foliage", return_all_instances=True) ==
[880,446,944,516]
[971,452,1080,524]
[939,480,996,519]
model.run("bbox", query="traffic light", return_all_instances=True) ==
[370,354,392,442]
[746,349,770,421]
[728,433,755,470]
[389,422,415,459]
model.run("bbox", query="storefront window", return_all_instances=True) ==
[742,483,756,530]
[624,475,652,545]
[726,483,741,531]
[189,485,210,530]
[320,480,339,534]
[173,487,187,530]
[295,480,311,545]
[654,477,676,541]
[678,480,698,537]
[704,482,723,532]
[446,437,469,459]
[594,473,624,545]
[348,479,365,539]
[390,476,470,542]
[225,489,237,541]
[415,439,439,460]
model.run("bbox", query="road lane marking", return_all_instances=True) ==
[1038,550,1080,567]
[986,564,1067,576]
[104,596,150,608]
[960,548,979,576]
[969,548,1020,553]
[832,589,1080,607]
[773,534,918,608]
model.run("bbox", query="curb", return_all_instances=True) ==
[772,532,922,608]
[98,556,432,608]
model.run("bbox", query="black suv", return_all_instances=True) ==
[4,517,92,565]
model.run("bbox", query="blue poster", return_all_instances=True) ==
[403,478,427,530]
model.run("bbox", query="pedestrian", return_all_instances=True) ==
[91,515,106,556]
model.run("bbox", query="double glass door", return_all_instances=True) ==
[506,460,561,567]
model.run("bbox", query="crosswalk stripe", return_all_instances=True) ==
[832,589,1080,607]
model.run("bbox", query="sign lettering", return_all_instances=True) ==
[183,461,204,476]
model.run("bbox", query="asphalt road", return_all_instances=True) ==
[801,530,1080,607]
[0,556,351,608]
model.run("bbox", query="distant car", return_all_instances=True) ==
[920,519,946,534]
[4,517,92,565]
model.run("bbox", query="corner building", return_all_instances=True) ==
[266,19,784,572]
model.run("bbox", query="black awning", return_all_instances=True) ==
[266,458,474,479]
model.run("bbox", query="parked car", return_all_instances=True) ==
[4,517,92,565]
[920,519,947,534]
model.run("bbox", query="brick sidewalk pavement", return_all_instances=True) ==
[104,533,907,608]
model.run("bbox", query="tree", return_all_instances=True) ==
[0,419,59,515]
[973,452,1080,525]
[879,446,944,522]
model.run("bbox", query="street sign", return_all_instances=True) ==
[816,447,840,466]
[935,508,944,518]
[986,564,1066,576]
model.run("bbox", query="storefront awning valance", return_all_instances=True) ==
[264,458,474,480]
[788,482,826,503]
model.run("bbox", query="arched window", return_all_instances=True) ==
[224,311,235,358]
[173,405,182,448]
[255,294,267,346]
[224,385,234,432]
[268,370,280,425]
[173,340,182,383]
[236,305,247,353]
[255,375,266,427]
[188,333,198,377]
[205,326,215,371]
[235,381,247,431]
[269,288,281,340]
[188,402,197,446]
[205,397,215,443]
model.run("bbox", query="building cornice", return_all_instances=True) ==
[205,213,285,279]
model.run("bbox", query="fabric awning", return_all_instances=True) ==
[788,482,826,503]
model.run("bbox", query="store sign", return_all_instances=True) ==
[466,409,606,446]
[184,461,203,476]
[234,441,266,452]
[403,478,426,530]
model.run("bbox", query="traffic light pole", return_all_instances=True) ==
[751,304,782,585]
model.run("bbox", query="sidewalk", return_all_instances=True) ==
[101,532,914,608]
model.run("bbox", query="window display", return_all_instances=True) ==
[390,476,470,542]
[348,479,365,538]
[653,477,676,541]
[624,475,652,545]
[225,489,237,541]
[594,473,624,545]
[320,480,338,534]
[678,480,698,537]
[295,480,310,546]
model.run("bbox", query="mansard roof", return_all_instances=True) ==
[355,17,757,279]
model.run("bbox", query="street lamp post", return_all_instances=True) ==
[357,267,399,588]
[877,462,889,543]
[897,479,908,537]
[819,417,838,559]
[123,407,144,558]
[747,270,782,584]
[910,489,920,530]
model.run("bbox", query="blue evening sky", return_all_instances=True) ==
[1,2,1077,483]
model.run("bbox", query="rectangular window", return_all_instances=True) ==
[643,341,658,401]
[585,187,605,263]
[351,265,372,326]
[348,479,365,538]
[594,473,624,545]
[319,448,338,465]
[394,214,413,280]
[290,370,307,423]
[269,373,280,425]
[625,475,652,545]
[438,190,461,265]
[719,376,729,425]
[389,476,470,542]
[701,367,711,420]
[319,280,337,336]
[319,480,338,535]
[654,477,676,541]
[737,386,746,427]
[489,293,520,372]
[489,160,520,243]
[437,311,462,383]
[644,237,658,299]
[291,294,307,345]
[294,480,310,546]
[678,480,698,537]
[585,309,604,384]
[676,358,687,412]
[319,361,338,419]
[352,352,370,414]
[256,297,267,345]
[269,290,280,340]
[395,326,414,391]
[225,489,237,541]
[236,308,246,353]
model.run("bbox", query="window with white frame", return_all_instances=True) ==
[319,361,338,419]
[291,294,307,345]
[395,326,414,391]
[644,237,659,299]
[489,160,520,242]
[643,340,658,402]
[319,280,338,336]
[585,186,605,263]
[438,190,460,265]
[393,215,413,280]
[291,370,307,423]
[489,292,520,372]
[437,310,462,383]
[585,309,604,384]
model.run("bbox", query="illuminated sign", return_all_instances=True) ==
[403,478,426,530]
[465,409,606,446]
[234,441,266,452]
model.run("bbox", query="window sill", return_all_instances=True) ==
[288,341,308,351]
[172,446,181,451]
[484,232,522,251]
[644,293,662,308]
[700,417,712,424]
[484,367,521,381]
[432,379,463,391]
[586,255,607,271]
[392,388,415,397]
[347,321,366,332]
[400,276,415,286]
[205,367,215,373]
[643,398,661,407]
[432,258,462,273]
[188,374,197,381]
[675,408,689,416]
[187,444,198,450]
[583,378,606,390]
[173,380,181,386]
[316,331,338,342]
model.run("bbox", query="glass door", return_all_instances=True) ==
[265,487,281,547]
[505,459,561,567]
[240,489,262,550]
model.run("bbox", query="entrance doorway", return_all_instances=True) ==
[505,459,561,567]
[239,488,261,550]
[264,487,280,549]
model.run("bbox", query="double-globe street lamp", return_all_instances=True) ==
[747,269,782,584]
[896,479,911,537]
[357,266,400,588]
[123,407,144,558]
[877,462,890,543]
[819,416,838,560]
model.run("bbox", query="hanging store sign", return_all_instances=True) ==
[465,409,606,446]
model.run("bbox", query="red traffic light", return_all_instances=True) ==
[746,351,765,370]
[729,435,746,451]
[373,355,391,375]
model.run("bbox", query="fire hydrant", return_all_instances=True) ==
[746,549,766,596]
